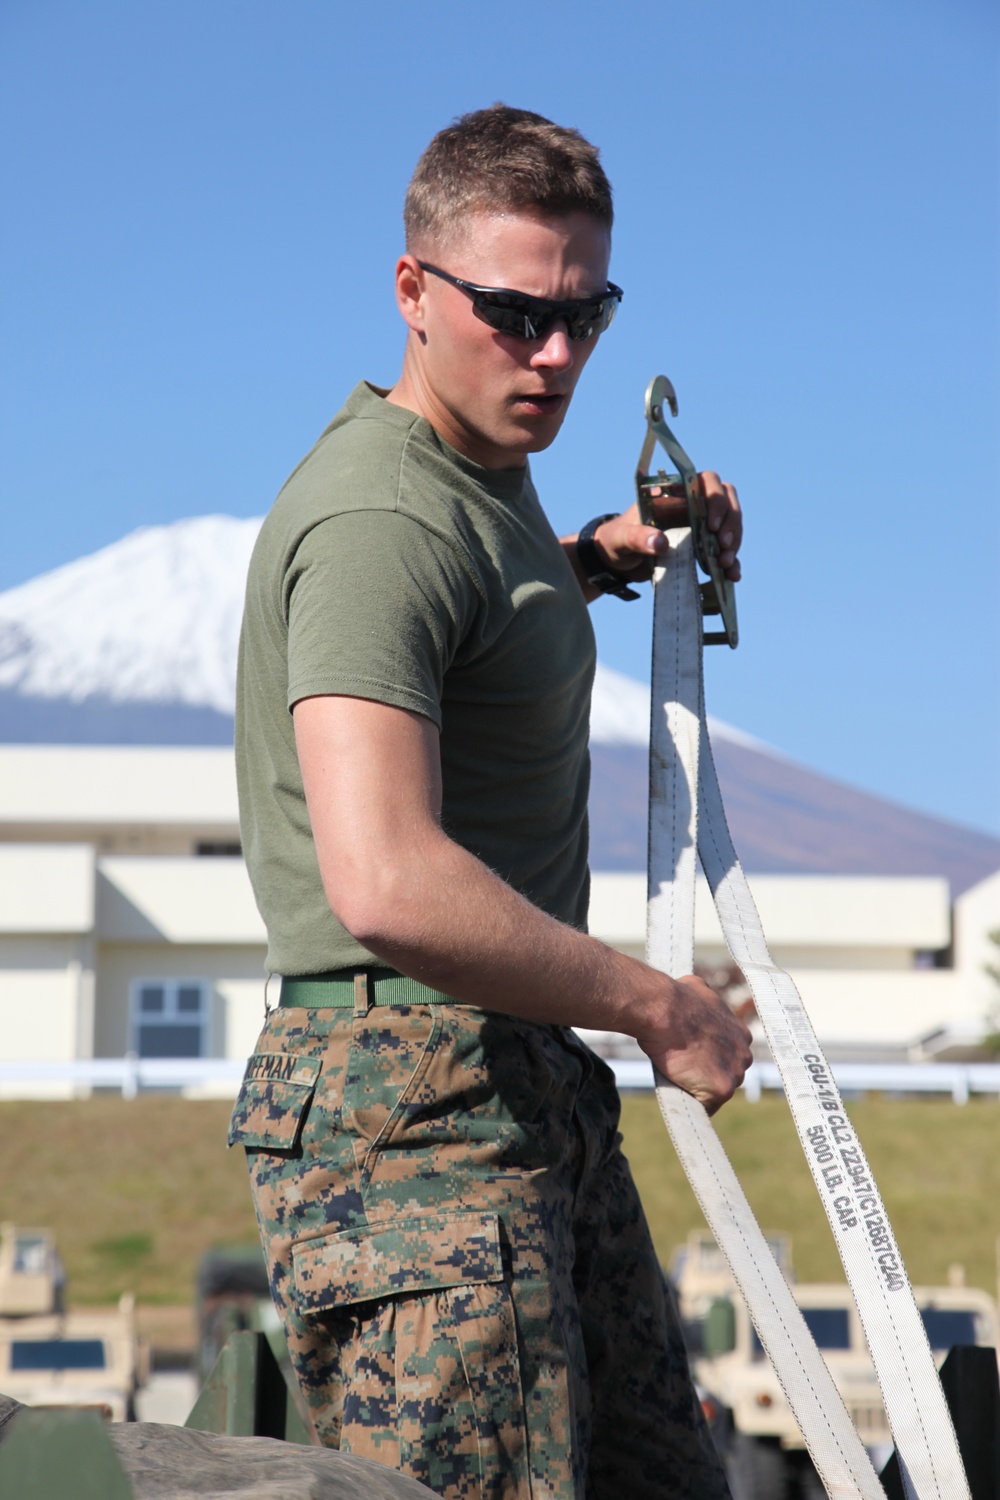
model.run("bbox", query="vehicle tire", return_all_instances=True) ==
[727,1432,792,1500]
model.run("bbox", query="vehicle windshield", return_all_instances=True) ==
[919,1308,981,1349]
[752,1306,851,1353]
[13,1236,49,1274]
[10,1339,106,1371]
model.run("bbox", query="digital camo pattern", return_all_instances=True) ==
[229,1004,729,1500]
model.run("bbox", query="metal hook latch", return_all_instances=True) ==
[635,374,738,648]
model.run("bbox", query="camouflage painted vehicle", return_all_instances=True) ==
[0,1224,147,1423]
[672,1231,1000,1499]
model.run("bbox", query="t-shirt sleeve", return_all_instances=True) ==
[285,510,479,727]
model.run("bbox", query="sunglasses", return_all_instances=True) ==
[418,261,623,342]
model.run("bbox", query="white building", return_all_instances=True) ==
[0,745,997,1098]
[586,869,999,1062]
[0,747,263,1095]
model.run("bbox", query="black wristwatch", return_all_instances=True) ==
[576,514,640,601]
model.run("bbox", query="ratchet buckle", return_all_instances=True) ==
[635,374,738,648]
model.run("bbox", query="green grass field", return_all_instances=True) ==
[0,1092,997,1306]
[620,1092,1000,1294]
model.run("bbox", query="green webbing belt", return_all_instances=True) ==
[279,967,460,1008]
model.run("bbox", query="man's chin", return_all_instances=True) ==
[509,409,568,456]
[454,409,568,469]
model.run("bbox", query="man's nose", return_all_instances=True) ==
[530,321,574,371]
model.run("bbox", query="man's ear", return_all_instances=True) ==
[395,254,426,333]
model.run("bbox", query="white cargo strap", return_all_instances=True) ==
[647,530,970,1500]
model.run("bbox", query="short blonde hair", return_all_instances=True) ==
[404,104,613,250]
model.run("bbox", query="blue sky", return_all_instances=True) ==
[2,0,997,832]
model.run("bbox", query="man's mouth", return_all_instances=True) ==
[514,392,565,415]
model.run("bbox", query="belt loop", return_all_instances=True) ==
[353,970,373,1017]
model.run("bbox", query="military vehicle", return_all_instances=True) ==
[195,1244,287,1386]
[0,1223,147,1422]
[672,1231,1000,1499]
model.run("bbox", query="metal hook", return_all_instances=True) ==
[634,374,739,649]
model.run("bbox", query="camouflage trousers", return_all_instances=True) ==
[229,1000,728,1500]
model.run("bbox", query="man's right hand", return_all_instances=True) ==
[636,974,754,1115]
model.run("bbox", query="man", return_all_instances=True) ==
[231,105,751,1499]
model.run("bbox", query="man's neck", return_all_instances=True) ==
[386,354,527,472]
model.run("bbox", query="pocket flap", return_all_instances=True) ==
[293,1212,503,1312]
[227,1052,321,1150]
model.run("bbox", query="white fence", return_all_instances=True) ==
[0,1056,246,1099]
[612,1058,1000,1103]
[2,1056,1000,1103]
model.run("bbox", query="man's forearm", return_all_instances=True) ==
[296,693,752,1110]
[327,823,751,1111]
[335,817,662,1036]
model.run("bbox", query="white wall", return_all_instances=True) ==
[0,746,238,828]
[0,936,85,1096]
[787,969,963,1047]
[98,857,265,944]
[0,844,94,934]
[215,977,269,1064]
[0,850,95,1094]
[588,872,951,958]
[0,748,239,854]
[953,869,1000,1014]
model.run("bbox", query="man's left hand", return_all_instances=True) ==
[588,472,742,591]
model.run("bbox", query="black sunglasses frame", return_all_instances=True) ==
[417,261,623,342]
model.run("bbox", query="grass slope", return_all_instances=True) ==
[0,1098,254,1305]
[620,1093,1000,1294]
[0,1094,997,1305]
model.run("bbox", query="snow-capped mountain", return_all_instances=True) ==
[0,516,261,712]
[0,514,749,749]
[590,661,767,754]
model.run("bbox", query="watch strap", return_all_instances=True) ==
[576,513,641,601]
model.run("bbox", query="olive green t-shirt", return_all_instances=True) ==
[235,381,597,977]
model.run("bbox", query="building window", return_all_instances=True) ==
[195,841,242,857]
[914,948,952,970]
[130,980,209,1058]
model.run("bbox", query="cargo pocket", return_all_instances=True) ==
[292,1211,529,1496]
[227,1052,322,1152]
